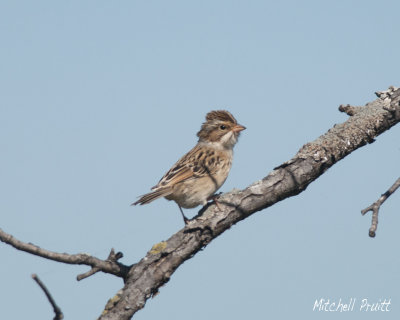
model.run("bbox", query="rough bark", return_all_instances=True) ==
[98,87,400,319]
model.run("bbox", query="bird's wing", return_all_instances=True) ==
[153,144,220,189]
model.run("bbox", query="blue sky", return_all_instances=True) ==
[1,1,400,319]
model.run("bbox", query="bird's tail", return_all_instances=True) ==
[132,187,173,206]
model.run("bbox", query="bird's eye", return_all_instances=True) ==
[220,125,226,130]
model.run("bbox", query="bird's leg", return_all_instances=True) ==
[178,205,190,225]
[207,192,223,211]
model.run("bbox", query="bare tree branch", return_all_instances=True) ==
[0,228,130,280]
[98,86,400,320]
[361,177,400,237]
[32,274,64,320]
[1,86,399,320]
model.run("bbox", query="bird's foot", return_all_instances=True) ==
[178,205,190,225]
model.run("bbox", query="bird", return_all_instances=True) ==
[132,110,245,224]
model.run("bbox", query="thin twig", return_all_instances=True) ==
[32,274,64,320]
[361,177,400,237]
[0,228,130,280]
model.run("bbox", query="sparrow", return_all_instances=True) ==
[133,110,245,224]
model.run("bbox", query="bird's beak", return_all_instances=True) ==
[232,124,246,133]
